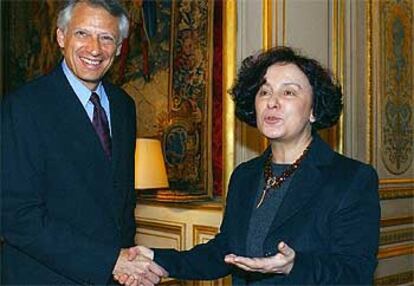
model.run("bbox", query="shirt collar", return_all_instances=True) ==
[61,60,104,107]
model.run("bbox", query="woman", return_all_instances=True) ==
[118,46,380,285]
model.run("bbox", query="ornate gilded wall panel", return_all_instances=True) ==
[193,224,218,244]
[380,227,414,245]
[375,270,414,286]
[367,0,413,283]
[135,218,186,250]
[380,0,413,175]
[369,0,414,184]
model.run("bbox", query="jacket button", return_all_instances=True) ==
[264,251,274,257]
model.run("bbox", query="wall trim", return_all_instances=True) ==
[380,178,414,185]
[380,227,414,246]
[381,216,414,227]
[223,0,237,199]
[378,243,414,259]
[135,217,186,250]
[262,0,272,49]
[193,224,219,245]
[379,186,414,200]
[332,0,345,154]
[366,0,373,164]
[282,0,286,45]
[138,199,224,211]
[374,270,414,286]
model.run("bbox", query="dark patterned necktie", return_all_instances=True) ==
[90,92,112,159]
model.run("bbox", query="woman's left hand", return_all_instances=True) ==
[224,241,295,275]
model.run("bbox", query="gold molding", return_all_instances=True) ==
[282,0,286,45]
[136,218,186,250]
[381,216,414,227]
[159,278,181,286]
[379,178,414,199]
[139,199,224,211]
[367,0,413,172]
[331,0,345,153]
[261,0,274,151]
[271,0,286,45]
[380,178,414,185]
[274,0,278,45]
[380,227,414,246]
[223,0,237,199]
[376,0,413,175]
[377,243,414,259]
[374,270,414,286]
[379,186,414,200]
[193,224,219,245]
[366,0,373,164]
[263,0,272,49]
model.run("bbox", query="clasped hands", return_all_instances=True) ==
[113,246,167,286]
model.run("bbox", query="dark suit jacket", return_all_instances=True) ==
[154,134,380,285]
[1,64,137,284]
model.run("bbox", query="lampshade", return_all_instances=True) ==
[135,138,169,189]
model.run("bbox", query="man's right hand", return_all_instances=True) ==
[127,245,155,261]
[113,247,168,286]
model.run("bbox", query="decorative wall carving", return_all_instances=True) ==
[135,218,186,250]
[378,243,414,259]
[379,186,414,199]
[380,0,413,175]
[381,216,414,227]
[380,227,414,245]
[193,225,218,244]
[374,270,414,286]
[367,1,413,283]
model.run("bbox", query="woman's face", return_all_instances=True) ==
[255,63,315,143]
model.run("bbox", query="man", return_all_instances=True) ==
[1,0,166,284]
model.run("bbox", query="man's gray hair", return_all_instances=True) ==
[57,0,129,44]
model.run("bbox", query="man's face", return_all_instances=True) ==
[56,2,121,90]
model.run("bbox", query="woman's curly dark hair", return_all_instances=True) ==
[229,46,343,130]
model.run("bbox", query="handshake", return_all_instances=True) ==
[112,245,168,286]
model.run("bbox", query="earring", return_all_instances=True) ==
[310,116,316,123]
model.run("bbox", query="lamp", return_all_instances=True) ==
[135,138,169,189]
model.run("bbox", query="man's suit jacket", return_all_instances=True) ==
[1,64,137,284]
[154,134,380,285]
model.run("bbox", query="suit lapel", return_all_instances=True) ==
[102,81,128,222]
[49,66,111,166]
[269,162,322,231]
[105,81,124,176]
[104,81,133,223]
[267,135,334,233]
[48,66,118,222]
[103,80,139,226]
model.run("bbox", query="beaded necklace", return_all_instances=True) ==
[256,141,312,208]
